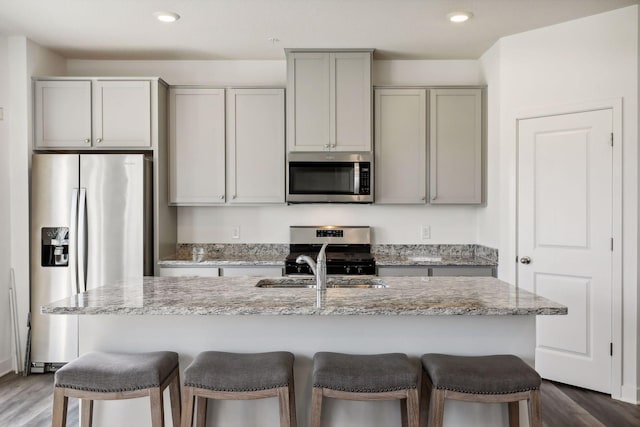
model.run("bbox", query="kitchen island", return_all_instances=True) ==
[43,276,565,427]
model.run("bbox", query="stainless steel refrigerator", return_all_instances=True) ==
[30,153,153,373]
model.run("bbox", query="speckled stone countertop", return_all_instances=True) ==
[42,276,565,316]
[158,244,498,268]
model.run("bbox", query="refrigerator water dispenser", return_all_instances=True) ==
[41,227,69,267]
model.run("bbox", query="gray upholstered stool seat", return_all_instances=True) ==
[311,352,419,427]
[420,354,542,427]
[181,351,296,427]
[52,351,181,427]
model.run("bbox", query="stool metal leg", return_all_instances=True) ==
[310,387,323,427]
[51,388,68,427]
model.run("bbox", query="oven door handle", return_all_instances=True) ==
[354,162,360,194]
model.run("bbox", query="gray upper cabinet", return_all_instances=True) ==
[429,88,483,204]
[169,87,285,206]
[374,88,427,204]
[374,87,484,205]
[35,79,151,149]
[286,49,373,152]
[169,88,226,205]
[226,88,285,204]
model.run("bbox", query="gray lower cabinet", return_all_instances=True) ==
[159,267,220,277]
[219,267,284,277]
[377,266,495,277]
[430,266,495,277]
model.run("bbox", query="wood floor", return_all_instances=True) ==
[0,373,638,426]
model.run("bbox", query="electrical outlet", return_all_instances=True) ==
[421,225,431,240]
[232,226,240,239]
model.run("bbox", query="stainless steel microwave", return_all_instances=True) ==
[287,152,373,203]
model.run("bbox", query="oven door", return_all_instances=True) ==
[286,152,373,203]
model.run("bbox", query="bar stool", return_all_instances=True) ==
[420,354,542,427]
[181,351,296,427]
[311,352,419,427]
[52,351,181,427]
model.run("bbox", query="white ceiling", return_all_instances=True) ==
[0,0,637,60]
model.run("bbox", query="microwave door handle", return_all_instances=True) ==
[354,162,360,194]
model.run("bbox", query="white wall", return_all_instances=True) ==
[480,5,639,402]
[67,58,486,244]
[8,36,66,373]
[0,34,13,375]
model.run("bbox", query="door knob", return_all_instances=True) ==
[520,256,531,265]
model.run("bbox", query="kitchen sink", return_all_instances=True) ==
[255,278,388,289]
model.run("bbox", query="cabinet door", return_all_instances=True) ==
[93,81,151,148]
[431,266,495,277]
[374,89,427,204]
[159,267,219,277]
[333,52,372,152]
[287,52,331,151]
[429,89,483,204]
[169,88,226,205]
[227,89,285,204]
[35,80,92,148]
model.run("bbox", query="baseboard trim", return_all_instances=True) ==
[0,357,14,377]
[619,384,640,405]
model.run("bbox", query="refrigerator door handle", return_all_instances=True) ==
[78,188,87,293]
[69,189,79,295]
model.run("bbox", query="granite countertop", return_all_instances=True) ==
[158,254,285,267]
[42,276,566,316]
[373,254,496,267]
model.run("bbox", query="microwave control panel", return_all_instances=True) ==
[360,164,371,195]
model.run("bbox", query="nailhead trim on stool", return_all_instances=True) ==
[311,352,419,427]
[52,351,181,427]
[420,354,542,427]
[180,351,296,427]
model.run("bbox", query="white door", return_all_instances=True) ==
[517,109,613,393]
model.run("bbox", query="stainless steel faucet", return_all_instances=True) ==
[296,242,328,307]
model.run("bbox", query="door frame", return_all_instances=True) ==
[514,98,622,399]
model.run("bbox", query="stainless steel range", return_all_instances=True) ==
[285,226,376,276]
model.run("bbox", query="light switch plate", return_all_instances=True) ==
[232,226,240,239]
[421,225,431,240]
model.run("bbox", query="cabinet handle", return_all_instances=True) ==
[232,195,237,199]
[96,138,102,143]
[219,195,224,200]
[84,138,91,144]
[324,144,330,149]
[331,144,336,148]
[421,197,426,201]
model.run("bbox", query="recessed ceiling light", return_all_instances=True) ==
[153,11,180,23]
[447,11,473,23]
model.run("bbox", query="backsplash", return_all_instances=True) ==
[175,243,498,264]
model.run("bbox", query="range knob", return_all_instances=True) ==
[345,266,351,274]
[356,267,363,274]
[297,265,303,273]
